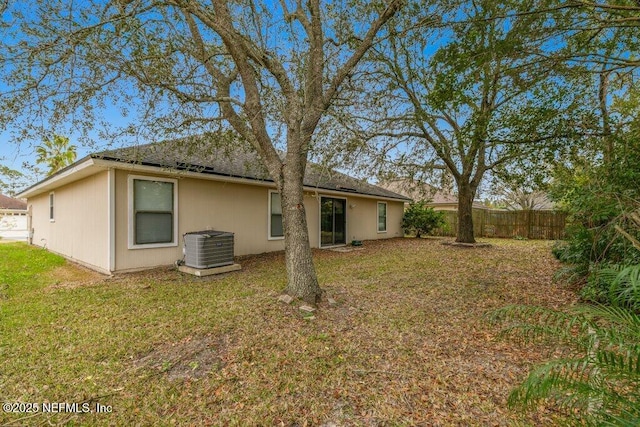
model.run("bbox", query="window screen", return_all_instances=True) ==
[49,193,54,221]
[378,202,387,232]
[270,192,284,238]
[133,179,174,245]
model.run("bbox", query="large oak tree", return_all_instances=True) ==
[352,0,581,243]
[0,0,402,302]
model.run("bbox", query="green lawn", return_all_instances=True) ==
[1,239,576,426]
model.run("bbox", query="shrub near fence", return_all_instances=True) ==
[434,209,567,240]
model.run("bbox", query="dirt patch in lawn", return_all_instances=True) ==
[43,263,108,290]
[133,334,229,381]
[441,240,493,248]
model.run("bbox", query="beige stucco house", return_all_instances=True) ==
[17,137,409,274]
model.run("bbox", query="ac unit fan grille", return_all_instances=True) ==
[183,230,234,269]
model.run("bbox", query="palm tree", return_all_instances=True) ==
[35,134,77,175]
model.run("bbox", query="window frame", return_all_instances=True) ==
[128,175,178,249]
[268,190,285,240]
[49,192,55,222]
[377,201,387,233]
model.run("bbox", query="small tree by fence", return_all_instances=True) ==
[434,209,567,240]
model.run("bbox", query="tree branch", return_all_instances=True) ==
[322,0,403,111]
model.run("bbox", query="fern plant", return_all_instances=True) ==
[608,265,640,312]
[489,268,640,425]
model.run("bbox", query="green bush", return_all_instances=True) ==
[401,202,445,237]
[550,144,640,273]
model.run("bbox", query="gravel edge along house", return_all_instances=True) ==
[17,136,409,274]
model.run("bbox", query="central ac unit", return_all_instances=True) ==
[183,230,234,269]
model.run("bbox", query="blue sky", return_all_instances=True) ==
[0,0,386,185]
[0,130,93,173]
[0,1,142,183]
[0,134,36,172]
[0,108,129,180]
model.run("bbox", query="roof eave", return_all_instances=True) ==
[17,156,411,202]
[91,158,411,201]
[302,187,411,202]
[16,157,99,199]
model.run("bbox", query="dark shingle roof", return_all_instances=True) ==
[0,194,27,210]
[93,136,409,201]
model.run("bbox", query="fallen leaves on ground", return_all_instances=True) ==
[2,238,576,426]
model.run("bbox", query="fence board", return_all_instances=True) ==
[433,209,566,240]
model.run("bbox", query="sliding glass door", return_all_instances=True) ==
[320,197,346,246]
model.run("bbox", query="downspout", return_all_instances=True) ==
[108,168,116,273]
[27,204,33,244]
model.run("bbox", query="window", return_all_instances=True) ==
[377,202,387,233]
[129,176,177,248]
[269,191,284,239]
[49,192,55,221]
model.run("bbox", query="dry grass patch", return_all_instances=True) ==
[1,238,576,426]
[44,264,107,290]
[133,334,229,381]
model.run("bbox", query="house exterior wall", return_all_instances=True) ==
[29,171,110,273]
[341,197,403,242]
[113,171,289,271]
[113,170,404,272]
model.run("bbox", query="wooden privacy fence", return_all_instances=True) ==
[434,209,567,240]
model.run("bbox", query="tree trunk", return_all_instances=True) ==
[456,183,476,243]
[599,70,614,166]
[280,166,322,304]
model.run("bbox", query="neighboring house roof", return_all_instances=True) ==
[18,136,410,202]
[378,179,487,209]
[0,194,27,210]
[502,191,555,210]
[379,179,437,202]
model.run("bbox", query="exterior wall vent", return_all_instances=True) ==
[183,230,234,269]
